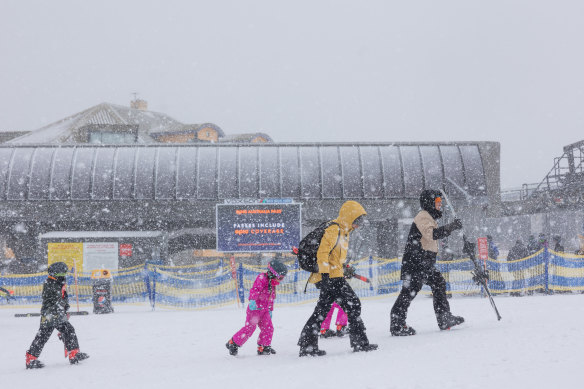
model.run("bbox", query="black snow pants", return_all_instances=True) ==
[28,316,79,357]
[298,276,369,349]
[390,267,451,327]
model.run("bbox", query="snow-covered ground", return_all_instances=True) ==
[1,294,582,389]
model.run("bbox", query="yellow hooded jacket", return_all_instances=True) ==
[308,200,367,283]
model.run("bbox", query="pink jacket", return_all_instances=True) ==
[248,273,276,311]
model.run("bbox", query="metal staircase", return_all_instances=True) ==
[501,140,584,214]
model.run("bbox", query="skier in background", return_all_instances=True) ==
[487,235,499,260]
[527,235,539,255]
[390,190,464,336]
[226,259,287,356]
[25,262,89,369]
[552,235,564,252]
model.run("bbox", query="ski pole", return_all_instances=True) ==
[352,273,370,283]
[439,190,502,321]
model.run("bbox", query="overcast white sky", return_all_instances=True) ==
[1,0,583,189]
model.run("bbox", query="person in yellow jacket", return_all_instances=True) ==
[297,200,378,356]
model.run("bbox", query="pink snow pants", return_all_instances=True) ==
[321,302,348,330]
[232,307,274,347]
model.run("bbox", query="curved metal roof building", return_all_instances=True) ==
[0,142,500,262]
[0,142,495,202]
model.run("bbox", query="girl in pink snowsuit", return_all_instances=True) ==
[226,259,288,356]
[320,302,349,337]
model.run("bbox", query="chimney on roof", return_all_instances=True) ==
[130,98,148,111]
[130,93,148,111]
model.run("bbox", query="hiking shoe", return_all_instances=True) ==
[390,323,416,336]
[226,339,239,356]
[25,353,44,369]
[438,314,465,330]
[69,349,89,365]
[299,346,326,357]
[353,343,378,352]
[257,345,276,355]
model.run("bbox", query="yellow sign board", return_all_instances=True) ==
[47,243,83,271]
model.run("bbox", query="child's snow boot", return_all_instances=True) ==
[26,352,44,369]
[257,345,276,355]
[336,325,349,337]
[226,338,239,356]
[68,349,89,365]
[320,329,336,338]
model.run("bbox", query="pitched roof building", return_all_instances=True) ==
[6,100,270,144]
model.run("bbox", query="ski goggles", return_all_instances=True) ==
[53,273,67,277]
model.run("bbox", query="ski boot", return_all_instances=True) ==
[320,329,336,338]
[390,322,416,336]
[257,345,276,355]
[336,325,349,337]
[226,338,239,356]
[299,345,326,357]
[25,352,44,369]
[353,343,379,353]
[438,313,465,330]
[68,349,89,364]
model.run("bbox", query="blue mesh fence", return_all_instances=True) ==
[1,247,583,309]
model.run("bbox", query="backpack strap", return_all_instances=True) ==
[326,221,341,258]
[304,221,341,294]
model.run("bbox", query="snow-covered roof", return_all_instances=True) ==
[7,103,184,144]
[0,142,494,201]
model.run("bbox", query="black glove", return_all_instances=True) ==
[450,218,463,231]
[463,238,475,257]
[434,218,463,240]
[343,265,356,279]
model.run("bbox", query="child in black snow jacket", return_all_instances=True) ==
[25,262,89,369]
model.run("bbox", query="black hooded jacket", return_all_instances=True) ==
[400,190,453,278]
[40,276,70,323]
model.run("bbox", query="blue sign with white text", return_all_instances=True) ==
[216,203,301,252]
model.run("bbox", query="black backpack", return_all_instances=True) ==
[296,221,340,273]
